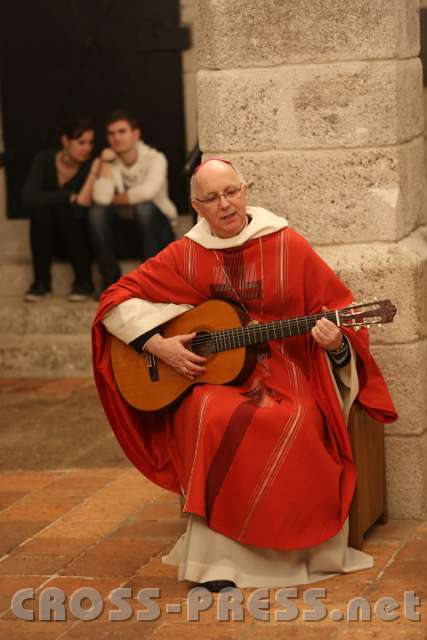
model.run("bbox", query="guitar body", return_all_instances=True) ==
[110,296,396,412]
[110,299,257,412]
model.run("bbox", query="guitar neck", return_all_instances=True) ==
[210,310,338,353]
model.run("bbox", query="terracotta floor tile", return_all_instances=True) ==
[248,625,335,639]
[112,519,186,539]
[36,519,120,541]
[335,620,427,639]
[0,378,54,393]
[0,575,47,616]
[60,538,169,578]
[67,500,144,523]
[0,554,74,576]
[0,492,30,510]
[0,619,73,640]
[151,621,246,639]
[14,537,94,557]
[60,620,159,638]
[363,521,419,544]
[139,502,182,521]
[0,473,64,492]
[0,504,75,523]
[34,379,91,397]
[135,556,181,579]
[393,535,427,563]
[0,521,51,556]
[43,474,116,494]
[125,575,191,600]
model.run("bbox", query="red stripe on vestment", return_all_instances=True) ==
[205,399,257,524]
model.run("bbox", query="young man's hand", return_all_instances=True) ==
[100,148,117,162]
[113,193,130,206]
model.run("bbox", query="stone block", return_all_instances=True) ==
[0,169,7,222]
[0,335,92,377]
[385,431,427,519]
[181,0,199,74]
[217,140,424,244]
[183,71,199,152]
[198,59,423,151]
[197,0,420,68]
[0,215,193,296]
[0,300,96,335]
[316,229,427,346]
[370,341,427,437]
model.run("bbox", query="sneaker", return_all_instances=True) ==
[68,282,94,302]
[24,282,51,302]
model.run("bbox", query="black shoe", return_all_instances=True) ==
[24,282,51,302]
[198,580,236,593]
[68,282,94,302]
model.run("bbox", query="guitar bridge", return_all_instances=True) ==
[147,352,159,382]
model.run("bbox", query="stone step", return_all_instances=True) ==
[0,260,140,297]
[0,297,97,334]
[0,214,193,297]
[0,214,194,376]
[0,334,92,377]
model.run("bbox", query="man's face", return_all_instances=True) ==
[192,162,247,239]
[106,120,139,154]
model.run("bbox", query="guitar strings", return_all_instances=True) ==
[189,310,338,348]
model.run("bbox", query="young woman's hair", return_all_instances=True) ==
[59,116,94,140]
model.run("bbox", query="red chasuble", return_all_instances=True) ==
[92,227,397,550]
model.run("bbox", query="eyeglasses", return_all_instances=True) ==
[193,184,243,207]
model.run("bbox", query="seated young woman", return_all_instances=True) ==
[22,115,99,302]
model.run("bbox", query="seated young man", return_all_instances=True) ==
[90,109,177,292]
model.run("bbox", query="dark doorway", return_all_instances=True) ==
[0,0,190,218]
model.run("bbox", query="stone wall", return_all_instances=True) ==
[0,97,5,222]
[180,0,199,153]
[196,0,427,519]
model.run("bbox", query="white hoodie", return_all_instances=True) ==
[93,141,177,221]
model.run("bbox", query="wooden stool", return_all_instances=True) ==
[348,402,387,549]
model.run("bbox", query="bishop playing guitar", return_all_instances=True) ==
[111,297,396,412]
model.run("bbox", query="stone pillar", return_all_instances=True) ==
[196,0,426,518]
[0,93,6,221]
[181,0,199,152]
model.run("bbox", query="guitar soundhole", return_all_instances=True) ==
[191,332,212,357]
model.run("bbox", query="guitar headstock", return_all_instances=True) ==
[338,299,397,329]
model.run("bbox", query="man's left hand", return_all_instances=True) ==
[311,306,343,351]
[113,193,130,206]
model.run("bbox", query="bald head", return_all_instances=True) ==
[190,159,245,199]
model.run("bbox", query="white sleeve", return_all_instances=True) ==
[127,151,167,205]
[102,298,194,344]
[324,342,359,425]
[92,176,115,205]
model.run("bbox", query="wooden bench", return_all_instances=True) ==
[348,402,387,549]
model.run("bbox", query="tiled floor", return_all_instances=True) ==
[0,379,425,639]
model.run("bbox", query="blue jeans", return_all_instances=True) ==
[89,202,175,286]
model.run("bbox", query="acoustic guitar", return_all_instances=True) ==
[110,298,396,412]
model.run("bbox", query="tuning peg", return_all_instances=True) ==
[378,324,382,328]
[367,324,371,329]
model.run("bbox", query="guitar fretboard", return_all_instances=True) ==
[208,310,338,353]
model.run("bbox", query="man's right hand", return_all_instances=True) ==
[100,148,117,162]
[144,333,207,380]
